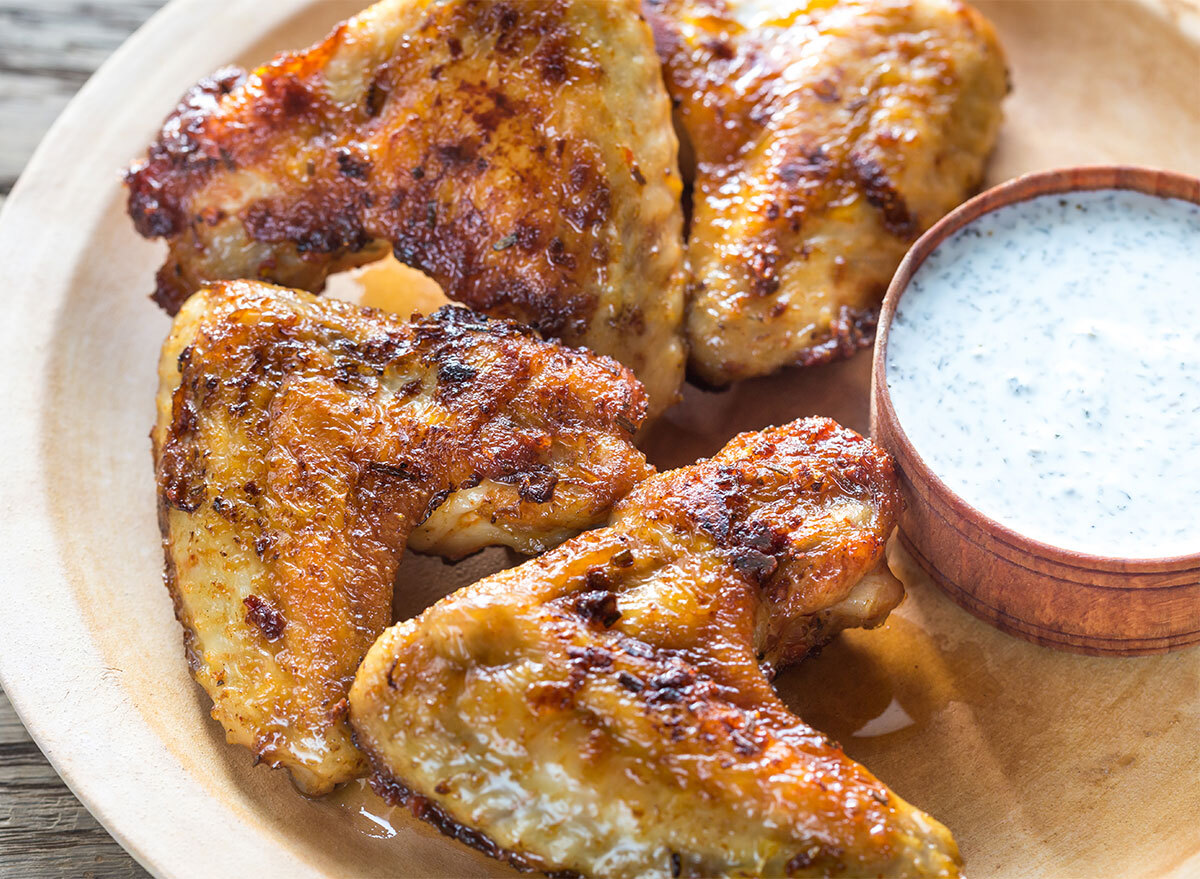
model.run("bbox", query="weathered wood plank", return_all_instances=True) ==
[0,0,164,194]
[0,689,150,877]
[1,4,163,873]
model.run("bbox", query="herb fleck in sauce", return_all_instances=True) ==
[886,189,1200,558]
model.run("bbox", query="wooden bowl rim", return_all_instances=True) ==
[872,164,1200,575]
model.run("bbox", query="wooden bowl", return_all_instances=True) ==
[870,166,1200,656]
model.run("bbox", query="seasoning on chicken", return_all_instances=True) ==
[646,0,1007,385]
[127,0,687,414]
[153,280,651,795]
[351,417,960,878]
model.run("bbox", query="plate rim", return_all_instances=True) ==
[0,1,338,877]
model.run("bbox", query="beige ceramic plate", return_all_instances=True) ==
[0,1,1198,877]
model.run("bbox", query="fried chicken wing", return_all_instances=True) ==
[153,280,651,795]
[127,0,687,414]
[351,417,960,878]
[646,0,1007,385]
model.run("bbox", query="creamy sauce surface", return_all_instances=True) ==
[886,189,1200,558]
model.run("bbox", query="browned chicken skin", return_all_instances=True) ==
[351,418,960,878]
[152,280,651,795]
[127,0,687,414]
[646,0,1007,385]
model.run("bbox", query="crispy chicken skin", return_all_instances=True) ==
[152,280,651,795]
[127,0,687,415]
[351,417,961,878]
[646,0,1007,385]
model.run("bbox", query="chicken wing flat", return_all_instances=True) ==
[127,0,687,414]
[153,280,651,795]
[646,0,1007,385]
[351,417,960,878]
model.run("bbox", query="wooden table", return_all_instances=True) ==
[1,5,163,875]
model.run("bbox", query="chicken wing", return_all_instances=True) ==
[646,0,1007,385]
[351,417,960,878]
[127,0,687,414]
[153,280,651,795]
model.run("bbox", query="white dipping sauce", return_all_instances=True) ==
[886,188,1200,558]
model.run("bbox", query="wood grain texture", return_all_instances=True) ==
[870,167,1200,656]
[0,1,164,196]
[0,690,148,878]
[0,4,162,874]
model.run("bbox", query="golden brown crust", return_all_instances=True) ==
[645,0,1008,385]
[615,417,903,669]
[351,418,959,878]
[127,0,687,414]
[153,280,651,794]
[368,772,582,879]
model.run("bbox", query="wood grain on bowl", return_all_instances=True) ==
[871,166,1200,656]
